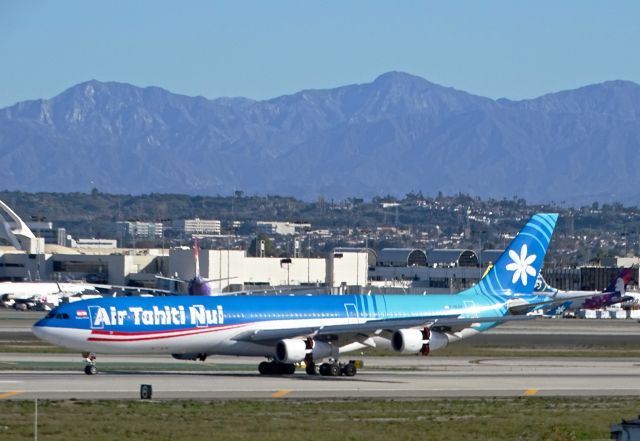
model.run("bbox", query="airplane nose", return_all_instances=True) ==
[31,322,56,344]
[31,323,46,340]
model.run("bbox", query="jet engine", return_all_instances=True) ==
[275,338,333,364]
[391,328,448,355]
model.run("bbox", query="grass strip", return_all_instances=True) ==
[0,397,638,441]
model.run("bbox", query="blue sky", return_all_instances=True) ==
[1,1,639,107]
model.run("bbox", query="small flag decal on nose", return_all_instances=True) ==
[76,310,88,317]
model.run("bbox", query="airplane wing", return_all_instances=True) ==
[96,282,320,297]
[233,285,328,296]
[154,275,237,283]
[232,314,534,344]
[91,284,173,295]
[201,276,238,283]
[507,293,598,315]
[154,275,182,283]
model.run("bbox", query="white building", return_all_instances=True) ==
[173,219,221,235]
[369,248,483,292]
[167,247,366,292]
[74,238,118,249]
[328,248,370,289]
[256,221,311,236]
[116,221,163,238]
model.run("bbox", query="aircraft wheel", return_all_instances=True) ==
[319,363,331,376]
[84,365,97,375]
[342,363,357,377]
[329,363,341,377]
[258,361,270,375]
[305,362,317,375]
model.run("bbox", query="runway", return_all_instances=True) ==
[2,309,640,400]
[1,355,640,400]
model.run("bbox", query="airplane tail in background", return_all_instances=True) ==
[583,267,636,309]
[542,301,573,317]
[604,267,634,295]
[194,238,200,279]
[534,273,557,294]
[475,213,559,297]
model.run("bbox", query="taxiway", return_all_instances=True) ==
[1,355,639,400]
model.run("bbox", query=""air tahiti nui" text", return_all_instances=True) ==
[89,305,224,328]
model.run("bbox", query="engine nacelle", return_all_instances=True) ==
[391,328,448,355]
[426,331,448,352]
[171,353,207,361]
[275,338,333,363]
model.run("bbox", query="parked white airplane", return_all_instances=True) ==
[0,281,100,310]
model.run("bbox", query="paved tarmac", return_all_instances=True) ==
[2,309,640,400]
[1,355,640,400]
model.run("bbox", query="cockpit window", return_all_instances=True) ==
[54,313,70,319]
[46,312,55,319]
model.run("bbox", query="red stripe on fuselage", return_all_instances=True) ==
[86,323,248,342]
[90,323,243,336]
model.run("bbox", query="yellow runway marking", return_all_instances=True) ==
[523,389,539,396]
[271,389,290,398]
[0,390,25,399]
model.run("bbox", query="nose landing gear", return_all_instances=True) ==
[82,352,97,375]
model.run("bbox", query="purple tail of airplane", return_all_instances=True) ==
[583,268,635,309]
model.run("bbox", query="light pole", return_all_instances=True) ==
[159,218,171,255]
[280,258,292,286]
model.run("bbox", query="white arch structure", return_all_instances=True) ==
[0,199,38,253]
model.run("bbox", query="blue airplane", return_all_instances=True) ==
[33,213,559,377]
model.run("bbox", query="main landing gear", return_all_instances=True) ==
[316,361,357,377]
[82,352,98,375]
[258,359,358,377]
[302,347,357,377]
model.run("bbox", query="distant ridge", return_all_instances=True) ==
[1,72,639,204]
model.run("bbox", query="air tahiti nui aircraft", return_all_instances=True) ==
[33,213,560,377]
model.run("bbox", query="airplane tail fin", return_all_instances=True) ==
[583,267,636,309]
[194,239,200,279]
[475,213,559,297]
[534,273,556,294]
[604,267,634,295]
[542,300,573,317]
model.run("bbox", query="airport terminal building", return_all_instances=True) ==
[0,199,636,294]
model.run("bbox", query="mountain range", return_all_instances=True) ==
[1,72,639,204]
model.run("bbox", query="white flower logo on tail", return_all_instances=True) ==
[505,244,537,286]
